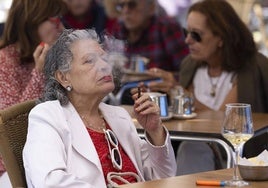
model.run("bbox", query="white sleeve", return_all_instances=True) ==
[141,126,177,180]
[23,107,94,188]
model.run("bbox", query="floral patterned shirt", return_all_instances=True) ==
[0,44,44,174]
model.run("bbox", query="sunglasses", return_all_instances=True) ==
[116,0,137,12]
[104,129,122,170]
[183,28,202,42]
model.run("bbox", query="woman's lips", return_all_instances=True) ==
[102,75,112,82]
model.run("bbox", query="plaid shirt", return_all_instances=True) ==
[111,16,189,72]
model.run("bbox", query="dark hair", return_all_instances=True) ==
[188,0,257,71]
[0,0,66,63]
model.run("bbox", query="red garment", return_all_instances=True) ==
[62,12,93,30]
[105,18,117,34]
[0,44,44,110]
[87,124,138,185]
[0,44,44,174]
[61,1,109,35]
[111,16,189,72]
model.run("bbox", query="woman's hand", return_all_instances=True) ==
[131,88,166,146]
[33,42,49,73]
[146,68,177,93]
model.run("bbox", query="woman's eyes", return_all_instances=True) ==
[85,56,97,64]
[85,59,94,64]
[84,54,108,64]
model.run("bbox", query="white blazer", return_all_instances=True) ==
[23,101,176,188]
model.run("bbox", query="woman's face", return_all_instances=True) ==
[66,39,114,97]
[185,11,223,62]
[38,17,64,46]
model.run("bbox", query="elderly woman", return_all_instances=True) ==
[145,0,268,175]
[23,29,176,187]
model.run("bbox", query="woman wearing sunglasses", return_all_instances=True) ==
[148,0,268,112]
[146,0,268,175]
[23,29,176,188]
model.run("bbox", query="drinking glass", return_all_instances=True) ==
[222,103,254,186]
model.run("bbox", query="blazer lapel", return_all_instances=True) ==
[99,103,142,176]
[62,103,103,172]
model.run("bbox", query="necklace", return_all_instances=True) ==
[209,76,220,97]
[81,114,106,132]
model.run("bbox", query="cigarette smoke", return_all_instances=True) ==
[103,35,128,93]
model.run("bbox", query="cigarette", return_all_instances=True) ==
[196,180,226,186]
[138,87,141,98]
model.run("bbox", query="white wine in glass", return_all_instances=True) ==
[222,103,254,186]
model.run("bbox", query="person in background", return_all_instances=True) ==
[23,29,176,187]
[173,0,268,175]
[62,0,117,34]
[148,0,268,112]
[0,0,65,181]
[112,0,188,71]
[101,0,121,34]
[102,0,120,20]
[110,0,188,104]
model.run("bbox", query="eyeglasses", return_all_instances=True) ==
[116,0,137,12]
[183,28,202,42]
[104,129,122,170]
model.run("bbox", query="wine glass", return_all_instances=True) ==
[222,103,254,186]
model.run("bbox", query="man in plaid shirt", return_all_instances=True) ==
[111,0,189,72]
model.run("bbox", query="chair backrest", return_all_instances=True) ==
[0,100,36,188]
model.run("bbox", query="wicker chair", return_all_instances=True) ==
[0,100,36,188]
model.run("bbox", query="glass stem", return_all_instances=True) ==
[233,147,239,181]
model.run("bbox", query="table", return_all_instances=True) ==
[117,168,268,188]
[122,106,268,168]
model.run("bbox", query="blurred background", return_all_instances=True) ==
[0,0,267,56]
[157,0,268,56]
[0,0,10,23]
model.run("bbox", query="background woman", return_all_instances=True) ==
[0,0,65,110]
[0,0,65,178]
[61,0,116,34]
[176,0,268,175]
[144,0,268,175]
[23,29,176,187]
[147,0,268,112]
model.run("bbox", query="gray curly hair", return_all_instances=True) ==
[40,29,100,105]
